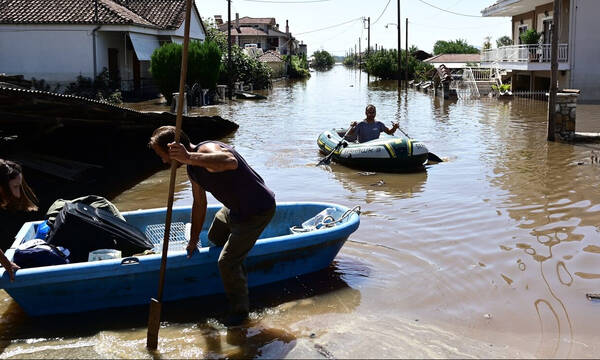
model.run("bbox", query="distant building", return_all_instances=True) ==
[481,0,600,102]
[424,54,481,69]
[0,0,206,96]
[412,50,432,62]
[217,14,301,55]
[258,51,286,78]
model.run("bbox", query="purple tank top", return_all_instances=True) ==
[186,141,275,222]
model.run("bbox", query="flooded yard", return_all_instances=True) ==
[1,66,599,358]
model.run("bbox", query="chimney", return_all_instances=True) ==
[276,23,279,30]
[214,15,223,25]
[285,19,289,35]
[235,13,240,30]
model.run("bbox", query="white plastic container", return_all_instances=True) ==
[88,249,121,262]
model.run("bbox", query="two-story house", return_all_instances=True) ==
[216,14,300,55]
[481,0,600,102]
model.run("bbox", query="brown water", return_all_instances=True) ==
[2,66,600,358]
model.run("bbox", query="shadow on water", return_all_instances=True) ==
[0,258,365,358]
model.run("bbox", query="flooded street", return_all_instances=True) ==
[2,65,600,358]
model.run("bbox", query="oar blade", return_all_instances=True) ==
[146,298,162,350]
[427,152,444,163]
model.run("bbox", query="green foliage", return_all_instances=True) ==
[433,39,479,55]
[364,49,434,81]
[343,54,358,66]
[519,29,541,45]
[483,36,492,51]
[64,68,122,104]
[203,18,228,52]
[496,35,513,48]
[150,42,182,105]
[189,40,222,90]
[492,84,511,92]
[286,54,310,79]
[311,50,335,70]
[150,40,223,104]
[220,45,272,90]
[414,61,435,82]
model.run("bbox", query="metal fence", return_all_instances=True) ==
[511,90,548,101]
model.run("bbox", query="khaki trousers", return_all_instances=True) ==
[208,205,275,314]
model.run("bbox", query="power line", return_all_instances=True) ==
[295,17,363,35]
[372,0,392,25]
[414,0,482,18]
[241,0,331,3]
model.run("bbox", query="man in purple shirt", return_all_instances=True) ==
[149,126,275,327]
[349,104,399,143]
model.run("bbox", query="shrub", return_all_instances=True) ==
[189,40,222,90]
[496,36,512,48]
[220,45,272,90]
[364,49,433,80]
[150,42,182,105]
[343,54,358,66]
[286,54,310,79]
[64,68,122,104]
[433,39,479,55]
[311,50,335,70]
[520,29,541,45]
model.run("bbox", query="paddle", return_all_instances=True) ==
[317,126,354,166]
[394,124,444,163]
[146,0,192,351]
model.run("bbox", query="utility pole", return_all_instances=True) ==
[358,37,361,68]
[547,0,561,141]
[227,0,232,100]
[367,17,371,57]
[405,18,409,83]
[397,0,401,87]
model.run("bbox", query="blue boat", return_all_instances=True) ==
[0,202,360,316]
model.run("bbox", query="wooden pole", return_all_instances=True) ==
[359,37,361,68]
[397,0,401,87]
[405,18,409,83]
[367,17,371,57]
[227,0,232,100]
[547,0,560,141]
[146,0,193,350]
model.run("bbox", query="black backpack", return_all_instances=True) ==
[13,239,70,269]
[46,202,153,263]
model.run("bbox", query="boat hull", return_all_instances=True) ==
[317,128,428,171]
[1,202,359,316]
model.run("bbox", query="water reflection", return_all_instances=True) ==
[0,259,363,358]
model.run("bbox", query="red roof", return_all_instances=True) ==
[258,50,283,63]
[0,0,194,29]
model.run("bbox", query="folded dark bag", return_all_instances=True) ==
[46,202,152,263]
[14,243,69,269]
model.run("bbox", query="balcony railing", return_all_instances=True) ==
[482,44,569,63]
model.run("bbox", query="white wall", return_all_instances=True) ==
[172,8,206,41]
[0,24,94,85]
[571,0,600,102]
[96,31,128,80]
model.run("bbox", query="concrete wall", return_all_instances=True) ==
[571,0,600,102]
[0,24,94,85]
[96,31,128,80]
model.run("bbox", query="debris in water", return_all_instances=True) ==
[370,180,385,187]
[586,293,600,301]
[484,313,492,319]
[357,171,376,176]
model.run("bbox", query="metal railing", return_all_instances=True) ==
[482,44,569,63]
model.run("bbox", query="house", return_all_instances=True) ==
[258,50,286,78]
[412,50,433,62]
[481,0,600,102]
[0,0,206,96]
[216,14,300,55]
[423,54,481,69]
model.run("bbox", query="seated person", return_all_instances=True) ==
[0,159,39,281]
[348,104,399,143]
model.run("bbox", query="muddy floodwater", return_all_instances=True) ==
[1,66,600,358]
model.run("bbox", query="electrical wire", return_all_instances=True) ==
[414,0,483,18]
[295,17,363,35]
[241,0,331,3]
[371,0,392,25]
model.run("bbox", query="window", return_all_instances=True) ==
[518,25,528,44]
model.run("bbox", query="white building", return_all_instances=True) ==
[0,0,206,96]
[481,0,600,102]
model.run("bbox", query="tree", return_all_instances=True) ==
[311,50,335,70]
[519,29,541,45]
[433,39,479,55]
[202,18,227,52]
[496,35,512,48]
[483,36,492,51]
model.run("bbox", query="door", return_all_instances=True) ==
[133,53,141,91]
[108,48,119,86]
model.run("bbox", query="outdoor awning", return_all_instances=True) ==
[128,33,160,61]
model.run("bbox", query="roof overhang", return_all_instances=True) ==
[481,0,552,17]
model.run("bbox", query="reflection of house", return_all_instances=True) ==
[258,51,286,78]
[424,54,481,69]
[0,0,206,96]
[215,14,300,55]
[481,0,600,102]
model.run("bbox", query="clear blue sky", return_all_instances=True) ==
[197,0,511,56]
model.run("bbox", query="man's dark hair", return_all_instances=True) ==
[148,126,193,152]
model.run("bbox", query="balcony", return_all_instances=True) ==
[481,44,570,71]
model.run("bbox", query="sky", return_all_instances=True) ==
[196,0,512,56]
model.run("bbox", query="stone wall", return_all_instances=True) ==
[552,91,578,140]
